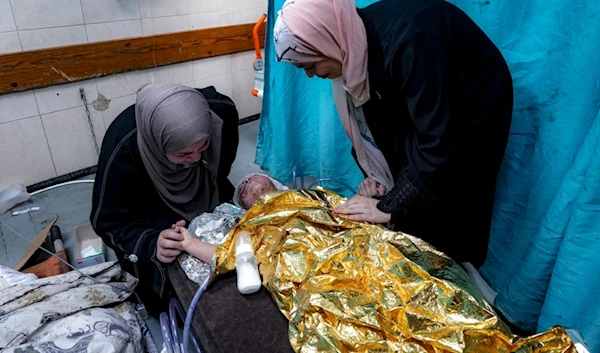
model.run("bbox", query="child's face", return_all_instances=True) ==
[240,175,278,209]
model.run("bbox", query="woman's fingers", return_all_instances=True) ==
[368,182,379,197]
[157,228,185,263]
[347,214,366,221]
[359,180,371,196]
[159,248,181,257]
[159,230,184,251]
[161,230,183,241]
[358,179,379,197]
[376,183,386,196]
[161,239,184,250]
[176,220,186,227]
[358,182,367,196]
[334,196,365,214]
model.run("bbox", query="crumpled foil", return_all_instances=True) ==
[214,189,576,353]
[178,203,245,285]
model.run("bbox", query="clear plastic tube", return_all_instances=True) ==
[307,178,357,195]
[168,298,202,353]
[182,275,210,353]
[160,312,175,353]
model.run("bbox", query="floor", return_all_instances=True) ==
[0,120,265,350]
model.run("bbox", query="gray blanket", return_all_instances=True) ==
[0,262,149,353]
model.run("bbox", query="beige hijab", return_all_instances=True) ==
[136,83,223,220]
[274,0,395,191]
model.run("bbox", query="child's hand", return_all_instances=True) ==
[173,225,193,252]
[171,220,186,230]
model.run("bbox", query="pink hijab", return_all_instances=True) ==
[274,0,368,102]
[274,0,395,191]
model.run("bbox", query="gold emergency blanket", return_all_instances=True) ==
[214,189,575,353]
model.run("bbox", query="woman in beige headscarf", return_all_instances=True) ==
[90,83,240,314]
[274,0,513,267]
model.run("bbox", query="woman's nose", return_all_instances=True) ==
[187,152,201,163]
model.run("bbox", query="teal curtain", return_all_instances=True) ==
[450,0,600,349]
[255,0,378,196]
[256,0,600,349]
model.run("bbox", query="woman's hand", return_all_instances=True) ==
[333,195,391,224]
[358,178,386,198]
[156,228,184,263]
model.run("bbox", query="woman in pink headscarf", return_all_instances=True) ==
[274,0,513,267]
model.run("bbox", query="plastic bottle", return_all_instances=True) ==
[0,183,30,215]
[235,231,261,294]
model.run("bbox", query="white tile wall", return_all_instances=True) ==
[140,0,189,18]
[229,7,266,25]
[190,12,229,30]
[229,0,266,11]
[96,70,149,100]
[193,55,231,81]
[231,50,263,72]
[101,94,137,128]
[20,26,88,51]
[0,117,57,190]
[232,69,262,118]
[138,0,152,19]
[148,62,194,85]
[42,106,105,175]
[189,0,230,14]
[80,0,141,24]
[194,74,233,99]
[0,31,21,54]
[0,90,39,124]
[86,20,143,42]
[142,15,190,35]
[34,80,99,115]
[0,0,266,187]
[11,0,84,30]
[0,0,16,32]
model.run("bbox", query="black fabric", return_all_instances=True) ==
[357,0,513,266]
[377,171,427,217]
[90,86,239,315]
[168,265,294,353]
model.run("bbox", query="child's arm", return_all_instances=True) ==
[183,238,218,263]
[174,225,218,263]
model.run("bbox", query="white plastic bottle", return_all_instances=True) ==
[235,231,261,294]
[0,184,30,215]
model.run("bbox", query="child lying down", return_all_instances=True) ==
[233,173,287,210]
[169,173,287,263]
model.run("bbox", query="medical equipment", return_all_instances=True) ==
[181,276,210,353]
[251,15,267,99]
[159,298,203,353]
[308,178,357,195]
[12,206,40,216]
[293,164,358,195]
